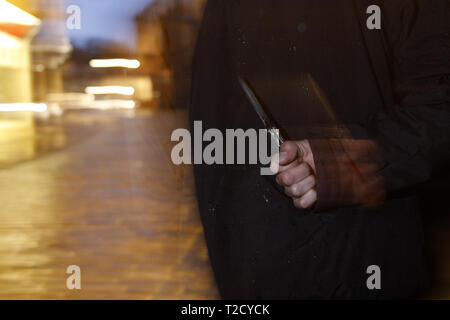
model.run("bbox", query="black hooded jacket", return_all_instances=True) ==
[189,0,449,299]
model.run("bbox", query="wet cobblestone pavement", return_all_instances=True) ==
[0,109,219,299]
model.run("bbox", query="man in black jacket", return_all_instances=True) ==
[189,0,449,299]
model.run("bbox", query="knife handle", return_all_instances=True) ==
[269,127,287,148]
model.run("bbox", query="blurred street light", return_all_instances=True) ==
[0,0,40,27]
[85,86,135,96]
[0,103,47,113]
[90,100,136,110]
[89,59,141,69]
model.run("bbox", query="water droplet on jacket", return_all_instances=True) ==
[208,205,217,215]
[297,23,307,33]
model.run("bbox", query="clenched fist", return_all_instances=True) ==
[271,140,317,209]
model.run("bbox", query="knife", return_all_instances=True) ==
[238,77,288,148]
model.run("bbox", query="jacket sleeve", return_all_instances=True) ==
[311,0,450,211]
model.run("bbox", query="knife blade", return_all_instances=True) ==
[238,77,288,147]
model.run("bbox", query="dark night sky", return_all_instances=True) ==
[66,0,153,49]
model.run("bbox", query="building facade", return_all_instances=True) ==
[0,0,40,103]
[8,0,72,102]
[136,0,207,109]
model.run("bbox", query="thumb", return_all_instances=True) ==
[296,140,315,173]
[279,141,303,165]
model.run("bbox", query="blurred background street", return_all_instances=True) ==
[0,108,219,299]
[0,0,220,299]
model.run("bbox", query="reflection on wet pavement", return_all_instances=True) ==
[0,109,219,299]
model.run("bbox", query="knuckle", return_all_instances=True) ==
[306,175,316,189]
[281,172,292,185]
[284,187,291,197]
[291,185,301,197]
[293,198,302,209]
[300,197,310,208]
[295,183,306,197]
